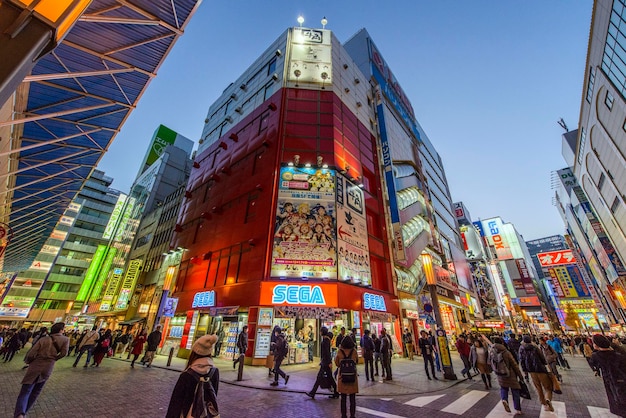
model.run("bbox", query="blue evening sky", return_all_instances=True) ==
[96,1,593,241]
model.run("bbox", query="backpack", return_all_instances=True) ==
[186,368,219,418]
[339,348,357,383]
[489,346,510,377]
[279,337,289,357]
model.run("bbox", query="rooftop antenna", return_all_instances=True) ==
[321,17,327,29]
[557,118,568,132]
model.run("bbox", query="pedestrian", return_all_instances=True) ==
[429,330,441,372]
[117,330,131,357]
[214,327,225,357]
[372,334,382,378]
[418,330,437,380]
[3,331,22,363]
[470,337,492,389]
[335,334,359,418]
[519,335,554,412]
[270,327,290,386]
[14,322,69,418]
[72,326,99,368]
[539,337,562,392]
[403,328,414,360]
[307,324,315,362]
[380,328,393,381]
[306,326,339,399]
[67,330,79,356]
[91,329,112,367]
[330,325,339,360]
[130,331,146,368]
[580,338,598,375]
[456,334,473,380]
[590,334,626,417]
[506,333,522,363]
[165,334,220,418]
[548,335,569,369]
[360,329,375,381]
[349,328,358,345]
[333,327,347,379]
[483,335,524,415]
[233,325,248,369]
[144,325,162,367]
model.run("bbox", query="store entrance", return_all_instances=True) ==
[272,316,317,364]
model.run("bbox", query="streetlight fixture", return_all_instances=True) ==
[297,15,304,27]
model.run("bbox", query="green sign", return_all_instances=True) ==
[89,247,117,302]
[146,125,177,166]
[76,245,107,302]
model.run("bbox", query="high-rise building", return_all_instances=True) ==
[556,0,626,327]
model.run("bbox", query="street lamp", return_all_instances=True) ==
[421,252,457,380]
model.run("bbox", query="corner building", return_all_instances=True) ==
[172,27,402,362]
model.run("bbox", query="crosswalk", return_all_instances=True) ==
[354,390,617,418]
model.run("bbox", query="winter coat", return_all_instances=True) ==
[146,330,162,351]
[165,357,220,418]
[131,335,146,355]
[539,343,557,364]
[335,347,359,395]
[591,350,626,417]
[79,330,99,348]
[94,334,112,354]
[22,333,69,384]
[492,343,523,389]
[519,342,549,374]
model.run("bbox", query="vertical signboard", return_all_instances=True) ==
[102,195,127,240]
[115,259,142,310]
[76,245,107,302]
[288,28,332,86]
[336,175,371,285]
[90,247,117,302]
[271,166,337,279]
[100,267,123,311]
[481,218,513,260]
[146,125,178,167]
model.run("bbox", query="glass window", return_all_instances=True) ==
[611,196,621,214]
[598,172,606,191]
[268,58,277,75]
[605,91,614,110]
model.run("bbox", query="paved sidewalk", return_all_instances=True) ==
[113,351,471,396]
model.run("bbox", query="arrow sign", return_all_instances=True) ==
[338,225,353,240]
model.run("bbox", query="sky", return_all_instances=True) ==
[97,0,593,242]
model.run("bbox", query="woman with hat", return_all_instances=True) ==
[590,334,626,417]
[166,334,220,418]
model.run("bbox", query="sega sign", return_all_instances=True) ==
[363,293,387,311]
[192,290,215,308]
[271,285,326,305]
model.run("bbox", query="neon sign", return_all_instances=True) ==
[363,293,386,311]
[192,290,215,308]
[271,285,326,305]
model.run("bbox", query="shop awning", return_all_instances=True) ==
[119,317,146,325]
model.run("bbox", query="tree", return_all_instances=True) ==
[563,303,579,330]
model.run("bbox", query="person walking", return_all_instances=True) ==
[470,337,491,389]
[3,331,22,363]
[418,330,438,380]
[130,331,146,368]
[144,325,162,367]
[429,330,441,372]
[580,337,598,375]
[67,330,79,356]
[590,334,626,417]
[165,334,220,418]
[270,327,290,386]
[506,334,522,363]
[333,327,347,379]
[484,335,524,415]
[14,322,69,418]
[519,335,554,412]
[456,334,473,380]
[539,337,562,392]
[306,326,339,399]
[233,325,248,369]
[380,328,393,381]
[548,335,569,369]
[335,335,359,418]
[360,329,375,381]
[403,328,414,360]
[72,326,99,368]
[372,334,383,378]
[91,329,112,367]
[117,331,131,358]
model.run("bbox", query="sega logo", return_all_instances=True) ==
[363,293,386,311]
[487,220,505,250]
[192,290,215,308]
[272,285,326,305]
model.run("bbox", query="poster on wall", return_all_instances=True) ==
[254,327,273,358]
[470,261,501,321]
[258,308,273,326]
[271,166,337,279]
[336,175,371,285]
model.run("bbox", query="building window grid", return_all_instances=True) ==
[611,196,621,214]
[586,67,596,103]
[577,128,586,165]
[603,2,626,101]
[598,172,606,191]
[605,90,615,110]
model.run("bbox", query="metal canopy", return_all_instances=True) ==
[0,0,200,272]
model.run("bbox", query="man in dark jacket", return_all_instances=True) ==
[144,325,162,368]
[233,325,248,369]
[270,328,290,386]
[361,329,375,381]
[373,334,383,377]
[519,335,554,412]
[380,328,393,381]
[306,327,339,399]
[507,334,522,362]
[419,330,438,380]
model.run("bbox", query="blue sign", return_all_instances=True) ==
[363,293,387,311]
[192,290,215,308]
[271,285,326,305]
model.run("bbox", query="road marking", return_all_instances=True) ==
[587,406,620,417]
[380,398,393,401]
[355,406,407,418]
[403,394,445,407]
[485,401,515,418]
[441,390,488,415]
[539,401,566,417]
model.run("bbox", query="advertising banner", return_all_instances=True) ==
[548,268,566,298]
[288,28,332,85]
[115,259,143,310]
[481,218,513,260]
[470,261,500,320]
[336,175,371,285]
[162,298,178,317]
[537,250,576,267]
[100,267,123,311]
[90,247,117,302]
[552,266,579,298]
[566,265,590,298]
[0,295,35,318]
[76,245,107,302]
[271,166,337,279]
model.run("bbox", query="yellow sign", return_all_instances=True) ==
[438,336,451,367]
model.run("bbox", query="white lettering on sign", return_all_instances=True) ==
[272,285,326,305]
[192,290,215,308]
[363,293,386,311]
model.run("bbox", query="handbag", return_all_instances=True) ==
[519,377,531,400]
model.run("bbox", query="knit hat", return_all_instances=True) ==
[592,334,611,349]
[192,334,218,356]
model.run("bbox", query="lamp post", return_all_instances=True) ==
[421,253,457,380]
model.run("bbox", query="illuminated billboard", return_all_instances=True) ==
[288,28,332,86]
[481,218,513,260]
[76,245,107,302]
[115,259,142,310]
[537,250,576,267]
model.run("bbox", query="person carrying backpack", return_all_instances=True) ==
[519,335,554,412]
[270,328,290,386]
[590,334,626,417]
[482,335,525,415]
[335,334,359,418]
[166,334,220,418]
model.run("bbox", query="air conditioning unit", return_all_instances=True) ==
[225,116,233,123]
[235,106,243,114]
[240,83,247,91]
[230,93,237,100]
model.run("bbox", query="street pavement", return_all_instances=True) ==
[0,350,617,417]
